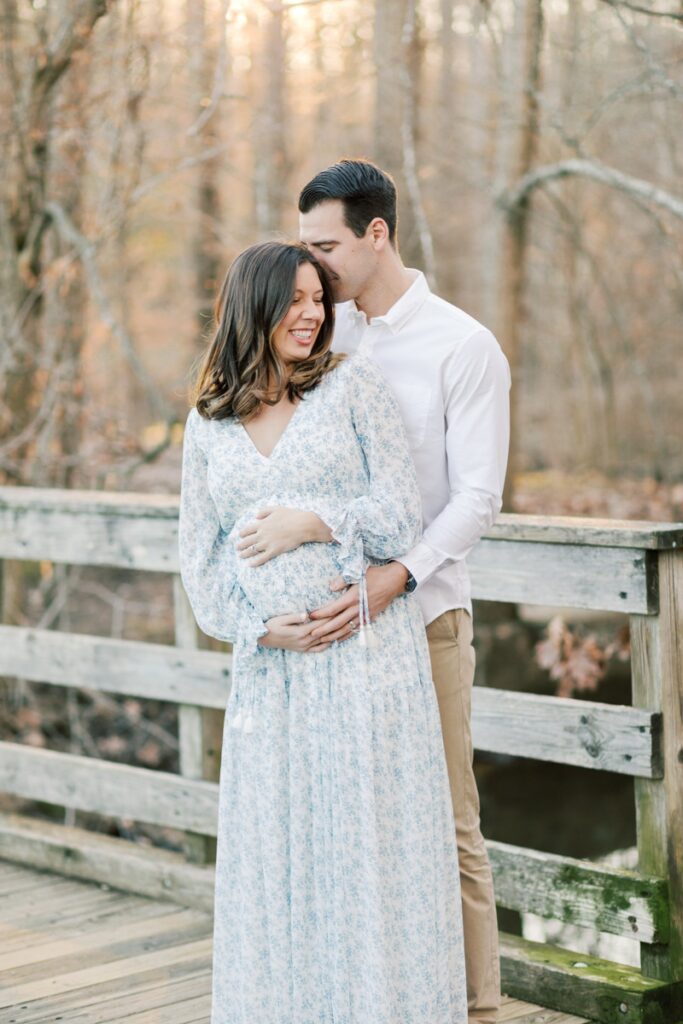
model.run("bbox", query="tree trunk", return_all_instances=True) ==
[373,0,423,267]
[187,0,224,344]
[252,3,287,235]
[0,0,111,486]
[400,0,436,284]
[498,0,544,509]
[42,15,90,488]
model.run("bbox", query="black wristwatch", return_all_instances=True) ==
[401,567,418,593]
[390,561,418,593]
[404,571,418,593]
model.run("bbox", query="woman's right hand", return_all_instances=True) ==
[258,611,338,653]
[237,508,332,567]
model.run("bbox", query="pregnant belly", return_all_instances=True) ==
[230,512,346,621]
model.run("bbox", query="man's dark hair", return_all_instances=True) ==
[298,159,398,245]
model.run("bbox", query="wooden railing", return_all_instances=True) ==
[0,486,682,1023]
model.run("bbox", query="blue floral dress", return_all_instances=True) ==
[179,354,466,1024]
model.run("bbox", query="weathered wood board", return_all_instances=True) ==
[0,936,213,1009]
[488,514,683,551]
[0,811,216,911]
[488,840,668,943]
[631,551,683,983]
[0,743,220,836]
[472,687,662,778]
[0,495,178,572]
[0,625,231,708]
[500,932,683,1024]
[468,539,656,613]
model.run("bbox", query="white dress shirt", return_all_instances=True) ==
[332,270,511,626]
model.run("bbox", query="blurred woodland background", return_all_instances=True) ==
[2,0,682,499]
[0,0,681,888]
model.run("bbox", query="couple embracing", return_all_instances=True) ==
[179,159,511,1024]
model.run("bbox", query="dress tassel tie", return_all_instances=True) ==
[230,650,261,733]
[357,565,379,650]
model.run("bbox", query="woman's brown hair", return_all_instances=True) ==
[193,241,344,421]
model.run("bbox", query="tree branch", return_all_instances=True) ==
[597,0,683,21]
[32,0,110,113]
[130,143,234,204]
[500,158,683,221]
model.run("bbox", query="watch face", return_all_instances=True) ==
[405,573,417,593]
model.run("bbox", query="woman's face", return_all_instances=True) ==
[271,262,325,365]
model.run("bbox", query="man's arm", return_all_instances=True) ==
[309,329,510,640]
[400,328,511,588]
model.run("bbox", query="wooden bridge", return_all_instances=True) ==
[0,487,682,1024]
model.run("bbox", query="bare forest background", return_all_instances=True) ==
[2,0,682,505]
[0,0,682,787]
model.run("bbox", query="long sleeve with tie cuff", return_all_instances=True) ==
[307,355,423,584]
[178,408,269,654]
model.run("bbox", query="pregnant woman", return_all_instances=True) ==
[179,241,466,1024]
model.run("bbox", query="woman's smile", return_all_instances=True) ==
[290,326,317,346]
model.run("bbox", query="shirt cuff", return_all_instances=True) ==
[396,540,443,588]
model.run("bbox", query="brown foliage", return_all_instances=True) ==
[535,615,631,697]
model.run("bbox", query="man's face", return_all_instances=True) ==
[299,200,378,304]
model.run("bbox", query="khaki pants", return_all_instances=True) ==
[426,608,500,1024]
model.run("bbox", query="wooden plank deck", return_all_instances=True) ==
[0,858,590,1024]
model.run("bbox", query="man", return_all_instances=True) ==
[297,158,511,1024]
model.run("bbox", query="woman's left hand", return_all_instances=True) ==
[236,507,332,566]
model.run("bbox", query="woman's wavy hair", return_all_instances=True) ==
[192,241,343,421]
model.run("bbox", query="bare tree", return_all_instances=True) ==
[373,0,424,267]
[400,0,436,285]
[41,25,89,488]
[1,0,112,485]
[187,0,228,343]
[252,2,287,234]
[497,0,545,507]
[1,0,681,497]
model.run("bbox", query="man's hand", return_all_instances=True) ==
[258,611,338,654]
[307,562,409,642]
[237,507,332,567]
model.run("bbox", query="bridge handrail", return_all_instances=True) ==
[0,486,681,1022]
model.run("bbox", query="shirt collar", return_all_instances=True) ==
[347,270,430,335]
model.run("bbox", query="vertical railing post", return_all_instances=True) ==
[631,548,683,983]
[173,575,223,864]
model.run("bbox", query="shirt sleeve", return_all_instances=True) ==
[178,409,268,652]
[399,329,511,586]
[309,355,423,581]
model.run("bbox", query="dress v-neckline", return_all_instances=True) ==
[238,397,305,462]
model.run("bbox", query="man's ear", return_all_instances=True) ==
[369,217,390,250]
